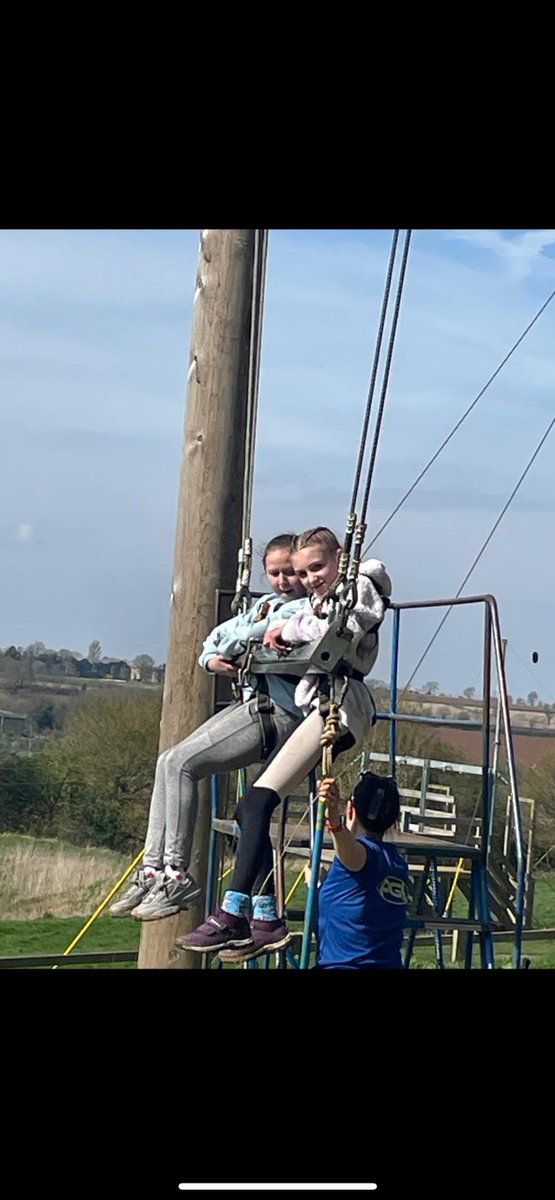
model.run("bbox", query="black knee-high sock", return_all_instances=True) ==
[231,723,301,898]
[234,819,275,896]
[252,847,276,897]
[233,801,275,897]
[232,785,281,896]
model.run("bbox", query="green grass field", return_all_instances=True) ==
[0,914,140,968]
[2,873,555,969]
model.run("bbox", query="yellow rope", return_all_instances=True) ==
[55,847,146,963]
[58,692,343,964]
[56,852,236,969]
[285,866,307,907]
[443,858,466,915]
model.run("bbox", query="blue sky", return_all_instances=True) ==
[1,228,554,702]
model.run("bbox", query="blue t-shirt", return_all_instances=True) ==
[317,836,409,969]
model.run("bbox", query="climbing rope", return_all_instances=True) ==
[334,230,412,627]
[320,698,342,776]
[337,230,400,587]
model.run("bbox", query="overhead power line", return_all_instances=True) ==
[365,288,555,553]
[401,415,555,696]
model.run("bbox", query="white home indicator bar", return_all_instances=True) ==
[178,1187,377,1192]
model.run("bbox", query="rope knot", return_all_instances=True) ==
[320,701,341,749]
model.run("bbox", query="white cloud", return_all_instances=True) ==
[443,229,555,281]
[16,523,34,542]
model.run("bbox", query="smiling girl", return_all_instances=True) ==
[179,525,392,959]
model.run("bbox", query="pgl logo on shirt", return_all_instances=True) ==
[378,875,409,905]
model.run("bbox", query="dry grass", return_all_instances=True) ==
[0,833,133,919]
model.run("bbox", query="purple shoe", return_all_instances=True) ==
[219,918,293,962]
[175,906,254,954]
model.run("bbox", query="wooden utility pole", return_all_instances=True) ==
[138,230,256,969]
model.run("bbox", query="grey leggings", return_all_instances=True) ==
[143,697,300,872]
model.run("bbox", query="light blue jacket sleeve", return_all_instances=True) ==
[198,612,244,671]
[217,595,305,660]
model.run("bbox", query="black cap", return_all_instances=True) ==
[352,771,400,834]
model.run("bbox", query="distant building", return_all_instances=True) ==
[105,660,132,681]
[130,664,165,684]
[35,652,81,678]
[0,709,28,735]
[3,647,159,687]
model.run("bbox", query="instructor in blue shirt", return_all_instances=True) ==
[315,771,410,969]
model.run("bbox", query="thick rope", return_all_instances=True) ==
[320,700,341,776]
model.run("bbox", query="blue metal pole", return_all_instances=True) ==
[478,604,495,968]
[390,607,400,775]
[300,795,326,969]
[478,865,495,969]
[489,638,506,848]
[207,774,220,916]
[465,866,476,970]
[481,603,492,872]
[404,859,430,967]
[430,859,445,969]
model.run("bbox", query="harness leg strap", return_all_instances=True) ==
[256,691,277,760]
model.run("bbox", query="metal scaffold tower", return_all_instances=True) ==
[204,592,526,969]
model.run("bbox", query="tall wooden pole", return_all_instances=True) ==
[138,229,255,968]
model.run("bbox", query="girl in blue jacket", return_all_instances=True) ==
[109,533,306,922]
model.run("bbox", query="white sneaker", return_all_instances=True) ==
[108,869,160,917]
[132,871,201,921]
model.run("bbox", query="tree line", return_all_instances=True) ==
[1,686,554,866]
[0,641,165,688]
[0,691,161,853]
